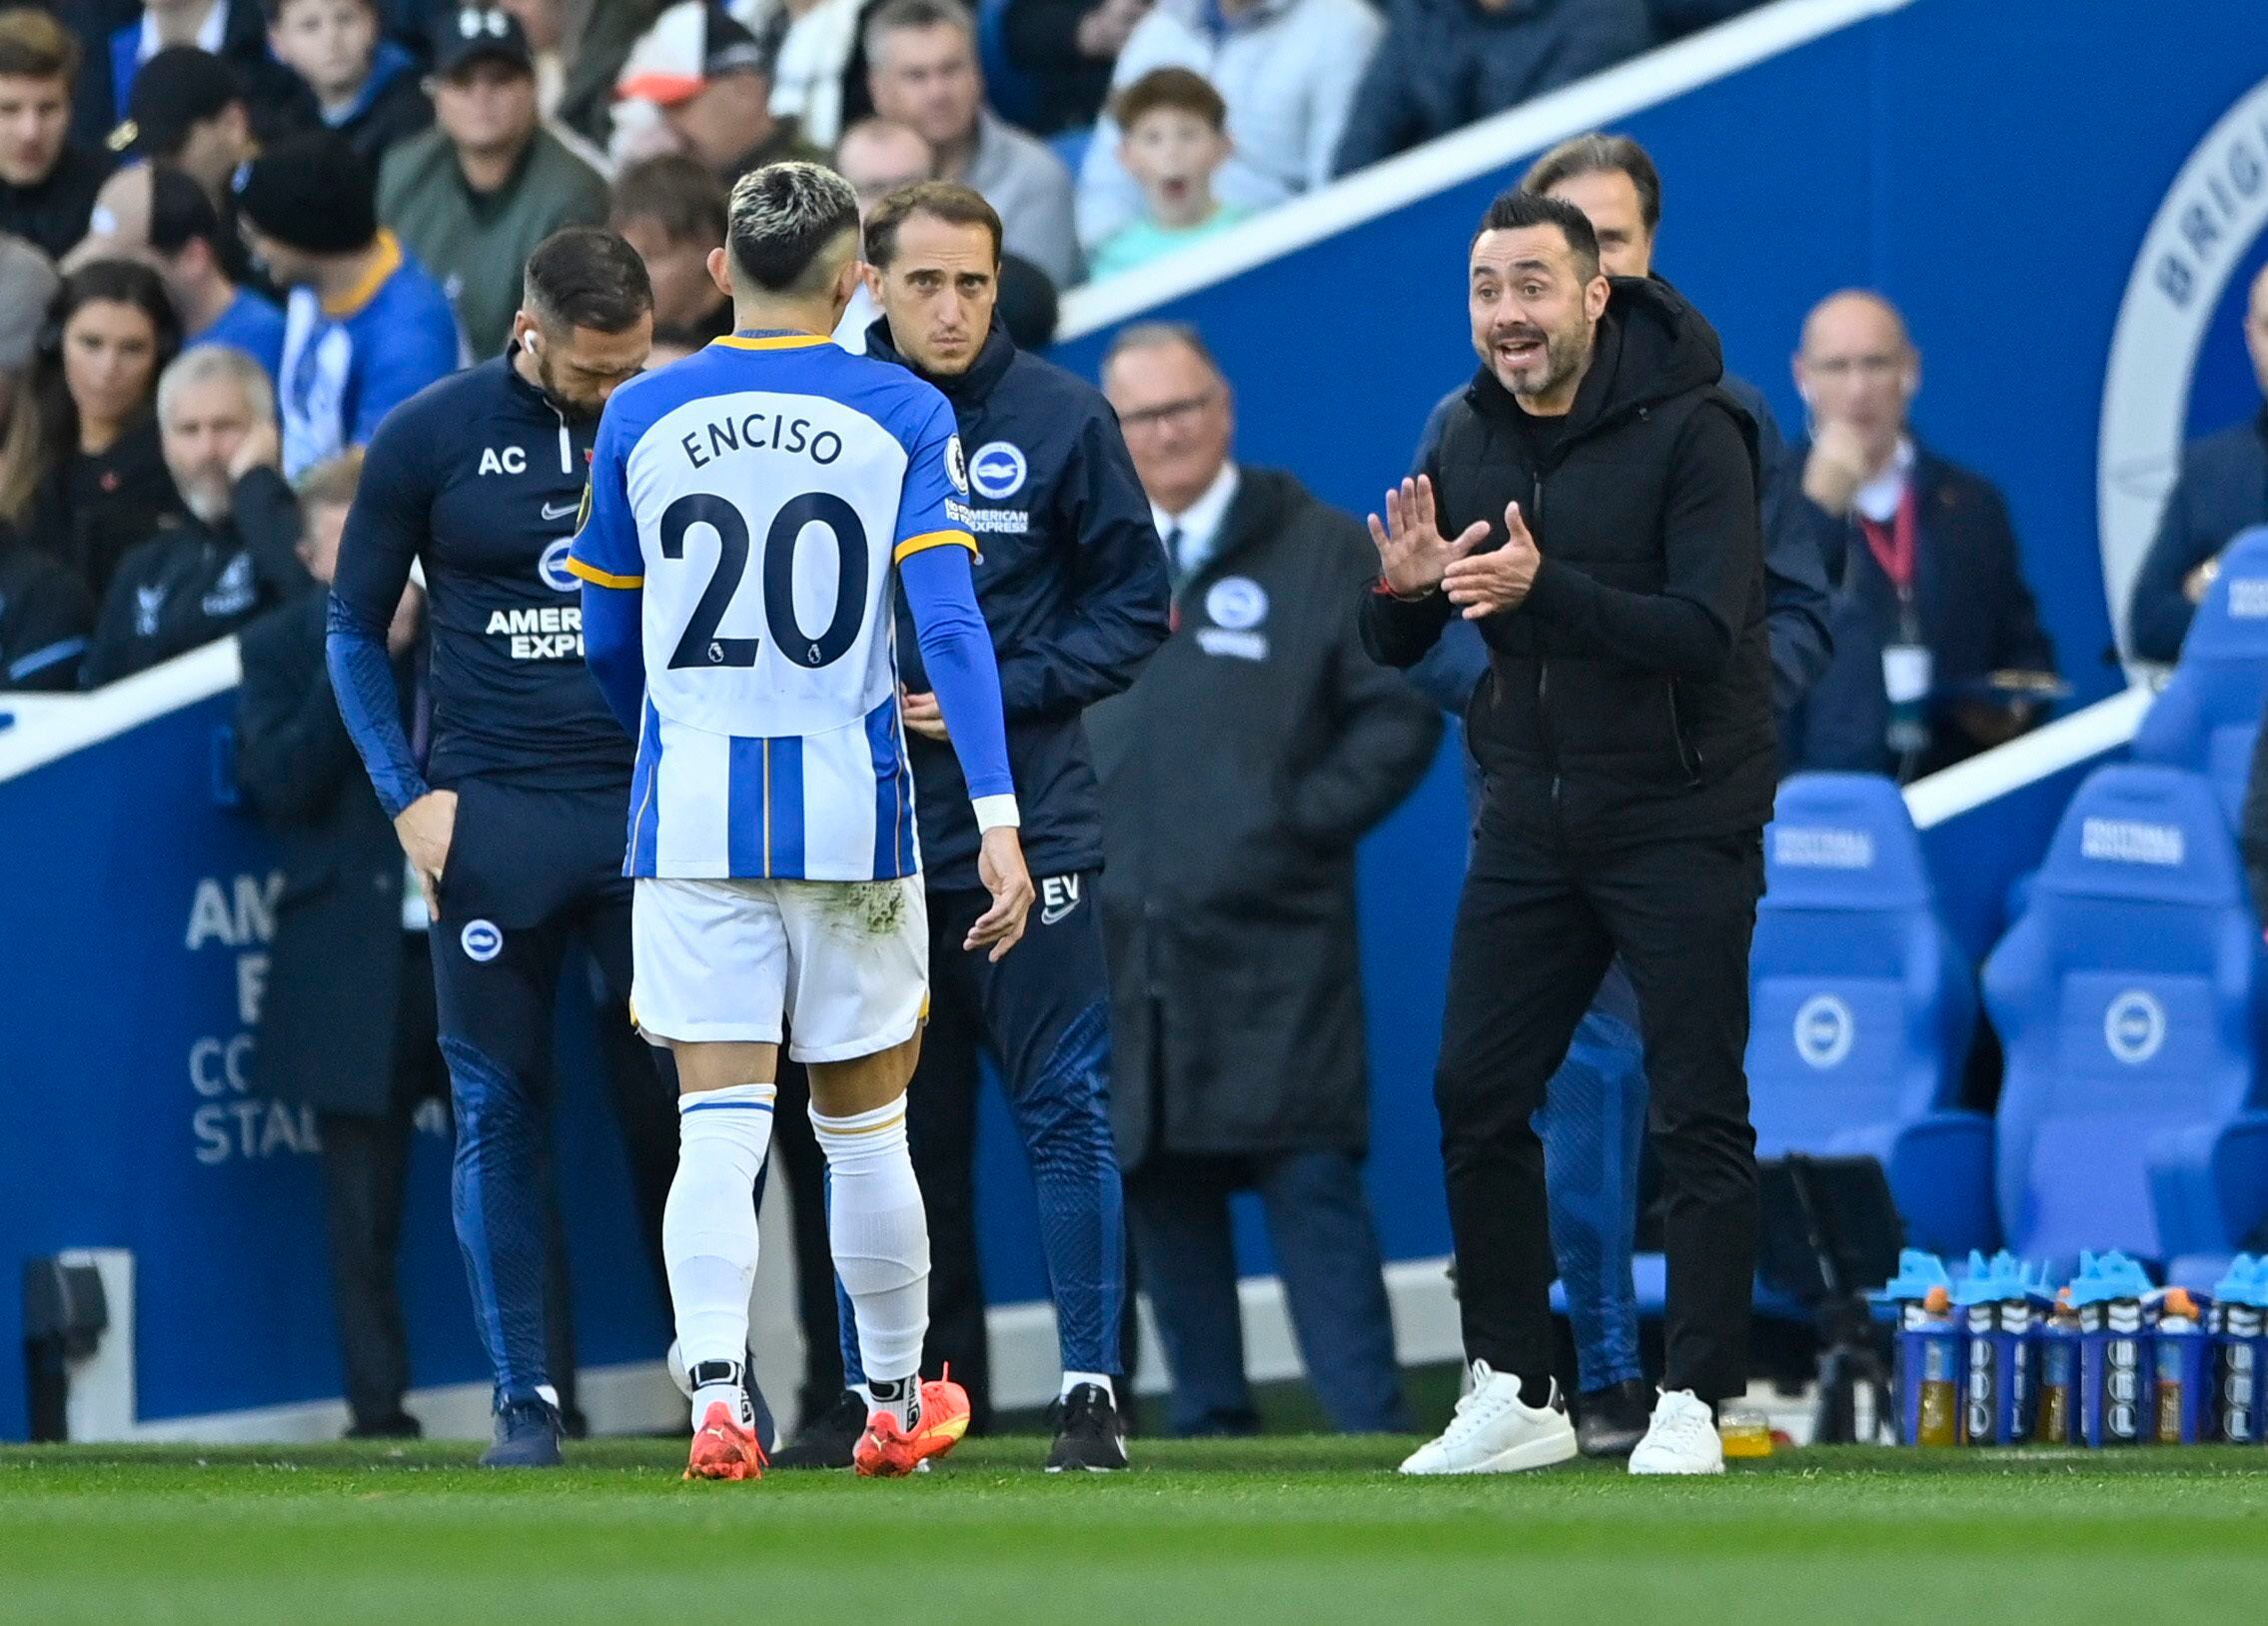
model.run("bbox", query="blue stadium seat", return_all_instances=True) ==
[1747,773,1992,1255]
[1983,764,2268,1277]
[2130,526,2268,828]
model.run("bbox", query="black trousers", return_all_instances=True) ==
[905,939,995,1426]
[900,877,1123,1434]
[1436,809,1762,1404]
[318,933,443,1431]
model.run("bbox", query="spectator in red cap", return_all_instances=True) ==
[611,1,821,182]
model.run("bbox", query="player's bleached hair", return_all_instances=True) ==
[156,343,275,431]
[725,161,860,298]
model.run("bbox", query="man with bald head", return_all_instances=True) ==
[829,117,934,352]
[1785,289,2056,780]
[2128,262,2268,663]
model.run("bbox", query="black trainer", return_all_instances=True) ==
[1046,1383,1128,1472]
[479,1397,565,1468]
[1576,1378,1655,1459]
[770,1388,866,1469]
[345,1412,422,1441]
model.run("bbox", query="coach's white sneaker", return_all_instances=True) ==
[1397,1362,1577,1476]
[1627,1389,1725,1476]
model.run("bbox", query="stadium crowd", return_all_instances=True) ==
[27,0,2268,1458]
[0,0,1792,701]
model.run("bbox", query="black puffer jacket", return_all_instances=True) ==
[1362,275,1773,845]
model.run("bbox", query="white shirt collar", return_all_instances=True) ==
[140,0,229,62]
[1152,460,1240,563]
[1852,436,1915,525]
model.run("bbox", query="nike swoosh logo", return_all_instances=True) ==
[1040,901,1076,926]
[542,501,579,522]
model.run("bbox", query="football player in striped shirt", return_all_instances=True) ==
[569,161,1032,1482]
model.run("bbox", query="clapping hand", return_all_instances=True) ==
[1367,475,1490,599]
[1441,501,1541,620]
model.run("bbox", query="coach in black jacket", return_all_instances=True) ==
[813,181,1168,1464]
[1363,193,1768,1473]
[236,536,439,1440]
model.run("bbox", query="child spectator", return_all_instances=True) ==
[1075,0,1379,253]
[265,0,433,164]
[1088,67,1243,281]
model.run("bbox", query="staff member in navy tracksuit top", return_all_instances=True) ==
[778,181,1169,1472]
[327,229,673,1467]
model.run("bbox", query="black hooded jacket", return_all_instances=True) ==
[1362,276,1774,845]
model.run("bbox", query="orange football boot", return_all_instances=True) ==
[852,1370,971,1478]
[684,1400,765,1481]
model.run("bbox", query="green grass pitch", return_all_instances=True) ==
[6,1438,2268,1625]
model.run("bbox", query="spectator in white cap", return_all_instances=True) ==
[610,1,821,180]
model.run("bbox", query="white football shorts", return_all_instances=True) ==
[630,875,928,1061]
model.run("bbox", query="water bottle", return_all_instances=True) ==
[1954,1251,2035,1446]
[1880,1250,1959,1446]
[2210,1256,2265,1444]
[1956,1252,1998,1446]
[2075,1251,2152,1447]
[2036,1291,2081,1445]
[2151,1288,2206,1445]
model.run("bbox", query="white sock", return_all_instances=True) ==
[663,1082,775,1428]
[1061,1371,1114,1403]
[861,1375,920,1431]
[813,1099,930,1404]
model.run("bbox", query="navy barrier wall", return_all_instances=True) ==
[0,681,1458,1437]
[0,690,667,1440]
[5,0,2264,1433]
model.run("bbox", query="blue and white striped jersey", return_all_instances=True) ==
[567,332,978,881]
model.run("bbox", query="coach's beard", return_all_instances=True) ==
[1486,321,1589,402]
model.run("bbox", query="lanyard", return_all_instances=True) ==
[1856,483,1918,599]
